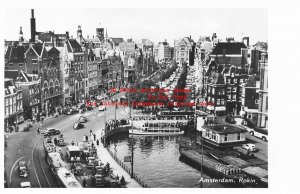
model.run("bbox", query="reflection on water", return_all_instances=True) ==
[107,135,223,188]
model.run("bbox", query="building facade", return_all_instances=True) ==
[4,79,24,131]
[174,37,194,66]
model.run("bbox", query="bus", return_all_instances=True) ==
[47,152,66,176]
[56,167,82,188]
[66,146,82,162]
[248,127,268,142]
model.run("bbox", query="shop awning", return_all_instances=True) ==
[215,106,226,111]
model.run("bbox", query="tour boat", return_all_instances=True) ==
[129,127,184,136]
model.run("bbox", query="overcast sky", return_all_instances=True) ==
[3,8,267,45]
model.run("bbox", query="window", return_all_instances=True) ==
[227,87,231,93]
[255,99,259,104]
[220,89,225,95]
[19,63,23,67]
[240,79,244,84]
[224,134,228,142]
[221,99,225,105]
[211,98,215,104]
[234,78,237,83]
[227,78,231,84]
[227,95,231,101]
[232,95,236,101]
[216,99,220,105]
[212,88,215,95]
[32,59,37,65]
[237,133,241,140]
[232,87,237,93]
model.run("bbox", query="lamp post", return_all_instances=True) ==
[129,84,134,178]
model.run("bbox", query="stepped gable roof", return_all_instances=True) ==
[32,43,44,56]
[5,45,29,62]
[174,37,193,47]
[207,72,225,85]
[211,42,247,55]
[66,39,82,53]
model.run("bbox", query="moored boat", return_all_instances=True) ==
[129,127,184,135]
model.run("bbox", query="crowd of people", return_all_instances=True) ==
[105,119,130,131]
[142,121,185,128]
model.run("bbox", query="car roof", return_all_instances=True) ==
[20,182,31,187]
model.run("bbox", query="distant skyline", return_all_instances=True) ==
[4,8,267,45]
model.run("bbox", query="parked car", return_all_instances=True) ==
[242,143,256,152]
[98,105,106,111]
[43,128,61,136]
[66,108,74,115]
[73,122,84,130]
[78,116,88,123]
[225,116,236,124]
[73,162,84,175]
[18,161,29,178]
[20,182,31,188]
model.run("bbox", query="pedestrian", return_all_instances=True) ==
[90,129,92,134]
[96,139,99,146]
[120,176,125,185]
[85,135,88,142]
[37,127,40,134]
[93,133,96,141]
[82,178,87,187]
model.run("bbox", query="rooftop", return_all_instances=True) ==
[211,42,247,55]
[202,124,246,134]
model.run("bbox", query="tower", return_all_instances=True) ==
[19,26,24,42]
[77,25,82,38]
[30,9,36,43]
[96,28,104,42]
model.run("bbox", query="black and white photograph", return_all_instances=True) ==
[1,0,299,192]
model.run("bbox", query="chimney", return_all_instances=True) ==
[30,9,36,43]
[66,31,69,39]
[243,37,249,47]
[19,26,24,42]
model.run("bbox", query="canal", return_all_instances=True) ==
[107,134,224,188]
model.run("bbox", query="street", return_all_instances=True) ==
[5,92,129,188]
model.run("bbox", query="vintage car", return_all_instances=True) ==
[98,105,106,111]
[73,162,84,175]
[86,157,96,168]
[42,128,61,136]
[20,182,31,188]
[18,161,29,178]
[91,174,105,187]
[57,135,65,146]
[73,122,84,130]
[78,116,88,123]
[225,116,236,124]
[66,108,74,115]
[242,143,256,152]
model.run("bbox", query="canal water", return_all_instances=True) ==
[107,134,224,188]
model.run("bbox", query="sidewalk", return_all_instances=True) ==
[93,131,142,188]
